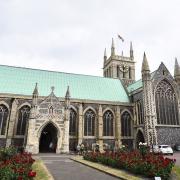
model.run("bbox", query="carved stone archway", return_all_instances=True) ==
[26,87,69,154]
[39,123,58,153]
[136,130,145,148]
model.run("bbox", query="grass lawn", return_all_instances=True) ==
[32,160,53,180]
[173,165,180,179]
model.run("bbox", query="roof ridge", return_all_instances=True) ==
[0,64,117,80]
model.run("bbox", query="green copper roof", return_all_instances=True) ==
[127,79,142,92]
[127,70,157,93]
[0,65,129,103]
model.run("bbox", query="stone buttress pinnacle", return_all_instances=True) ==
[142,52,150,72]
[33,83,38,96]
[174,58,180,78]
[111,38,115,56]
[104,48,107,57]
[130,41,134,59]
[65,86,70,99]
[104,48,107,63]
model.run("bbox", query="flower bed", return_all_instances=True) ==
[83,150,176,179]
[0,147,36,180]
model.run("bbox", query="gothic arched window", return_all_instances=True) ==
[84,109,95,136]
[16,106,30,135]
[155,80,179,125]
[103,110,113,136]
[137,101,143,125]
[0,105,9,135]
[69,108,77,136]
[121,111,131,136]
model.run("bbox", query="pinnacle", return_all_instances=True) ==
[174,58,180,77]
[104,48,107,57]
[33,82,38,95]
[111,38,115,48]
[111,38,115,56]
[65,86,70,99]
[130,41,133,51]
[142,52,150,72]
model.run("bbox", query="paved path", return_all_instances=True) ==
[38,154,120,180]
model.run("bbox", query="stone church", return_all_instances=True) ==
[0,39,179,154]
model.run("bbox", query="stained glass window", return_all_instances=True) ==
[69,108,77,136]
[16,106,30,135]
[0,105,9,135]
[121,111,131,136]
[155,80,179,125]
[103,110,113,136]
[84,109,95,136]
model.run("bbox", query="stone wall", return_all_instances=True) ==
[0,139,6,147]
[103,139,115,148]
[11,138,24,146]
[0,93,134,152]
[69,138,78,151]
[156,127,180,146]
[82,139,96,149]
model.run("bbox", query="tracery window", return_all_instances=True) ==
[69,108,77,136]
[0,105,9,135]
[16,106,30,135]
[137,101,143,125]
[121,111,131,136]
[155,80,179,125]
[103,110,113,136]
[84,109,95,136]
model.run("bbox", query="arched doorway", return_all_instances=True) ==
[39,123,58,153]
[136,130,145,148]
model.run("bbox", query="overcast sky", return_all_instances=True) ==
[0,0,180,80]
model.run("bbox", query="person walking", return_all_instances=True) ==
[80,143,84,155]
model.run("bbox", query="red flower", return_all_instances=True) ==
[28,170,36,177]
[18,176,23,180]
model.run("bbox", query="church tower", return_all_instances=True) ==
[103,38,135,87]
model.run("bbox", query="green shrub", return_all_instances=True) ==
[0,165,17,180]
[0,147,17,161]
[0,147,36,180]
